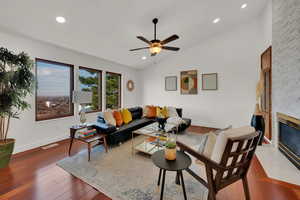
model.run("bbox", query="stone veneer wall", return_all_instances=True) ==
[272,0,300,145]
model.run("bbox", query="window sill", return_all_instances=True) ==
[35,113,74,122]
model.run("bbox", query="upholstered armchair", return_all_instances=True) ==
[177,127,260,200]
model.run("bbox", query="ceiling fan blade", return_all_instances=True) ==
[137,36,152,45]
[161,34,179,45]
[129,47,149,51]
[151,53,157,56]
[162,46,180,51]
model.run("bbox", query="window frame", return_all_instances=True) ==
[105,71,122,109]
[35,58,74,121]
[78,66,102,113]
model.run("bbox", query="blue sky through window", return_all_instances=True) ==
[36,61,71,97]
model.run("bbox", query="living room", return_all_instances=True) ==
[0,0,299,200]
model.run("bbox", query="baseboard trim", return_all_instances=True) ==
[13,135,69,154]
[12,138,70,159]
[263,136,272,144]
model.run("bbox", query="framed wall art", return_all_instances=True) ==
[180,70,198,94]
[165,76,177,91]
[202,73,218,90]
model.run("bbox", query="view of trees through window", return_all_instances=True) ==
[106,72,121,109]
[36,59,74,121]
[36,58,122,119]
[79,67,102,112]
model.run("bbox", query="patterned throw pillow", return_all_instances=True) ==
[156,107,162,117]
[122,108,133,124]
[113,110,123,126]
[196,125,232,165]
[161,106,169,118]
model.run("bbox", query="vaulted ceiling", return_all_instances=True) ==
[0,0,269,68]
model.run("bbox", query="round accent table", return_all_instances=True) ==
[152,150,192,200]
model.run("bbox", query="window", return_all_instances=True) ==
[36,59,74,121]
[79,67,102,112]
[106,72,121,109]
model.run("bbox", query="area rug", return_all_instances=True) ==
[57,132,208,200]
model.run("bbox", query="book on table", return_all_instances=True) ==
[76,129,97,138]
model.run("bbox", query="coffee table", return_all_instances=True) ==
[131,123,168,155]
[152,150,192,200]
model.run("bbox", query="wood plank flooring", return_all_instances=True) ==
[0,126,299,200]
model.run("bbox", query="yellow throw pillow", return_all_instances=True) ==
[156,107,162,117]
[161,106,169,118]
[121,108,132,124]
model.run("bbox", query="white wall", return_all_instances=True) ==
[0,29,141,153]
[260,0,272,49]
[140,17,269,129]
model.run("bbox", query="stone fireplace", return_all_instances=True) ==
[277,113,300,170]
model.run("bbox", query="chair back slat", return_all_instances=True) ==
[226,140,245,178]
[215,131,259,188]
[214,139,233,185]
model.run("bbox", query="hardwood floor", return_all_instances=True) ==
[0,126,299,200]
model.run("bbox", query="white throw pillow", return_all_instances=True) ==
[142,105,150,117]
[167,106,179,117]
[211,126,255,164]
[166,116,185,125]
[103,109,116,126]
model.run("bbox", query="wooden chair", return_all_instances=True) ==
[177,131,260,200]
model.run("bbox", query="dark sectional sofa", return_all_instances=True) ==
[93,106,191,145]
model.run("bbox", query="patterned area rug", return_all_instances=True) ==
[57,132,208,200]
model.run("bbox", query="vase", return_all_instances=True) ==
[80,111,87,125]
[251,115,265,145]
[0,138,15,169]
[165,148,176,160]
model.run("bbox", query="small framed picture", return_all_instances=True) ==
[202,73,218,90]
[181,70,198,94]
[165,76,177,91]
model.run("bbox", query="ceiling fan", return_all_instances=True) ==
[130,18,180,56]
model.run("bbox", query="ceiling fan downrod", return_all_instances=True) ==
[153,18,158,40]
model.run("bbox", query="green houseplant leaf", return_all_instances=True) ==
[0,47,34,140]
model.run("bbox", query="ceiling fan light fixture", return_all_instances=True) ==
[149,42,162,54]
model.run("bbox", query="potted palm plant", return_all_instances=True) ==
[0,47,34,169]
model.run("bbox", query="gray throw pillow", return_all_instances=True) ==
[197,125,232,155]
[197,134,209,154]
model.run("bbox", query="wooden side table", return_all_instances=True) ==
[69,125,108,161]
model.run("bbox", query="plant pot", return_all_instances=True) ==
[165,148,176,160]
[0,138,15,169]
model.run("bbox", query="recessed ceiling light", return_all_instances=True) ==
[56,16,66,23]
[213,18,220,24]
[142,56,147,60]
[241,3,248,9]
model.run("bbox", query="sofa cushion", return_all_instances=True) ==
[94,122,117,133]
[128,107,142,120]
[113,118,154,134]
[176,108,183,118]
